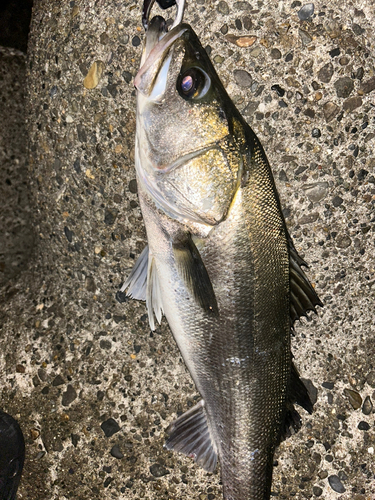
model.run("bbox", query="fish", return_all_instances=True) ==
[122,1,322,498]
[0,410,25,500]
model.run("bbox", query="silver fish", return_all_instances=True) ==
[122,1,322,498]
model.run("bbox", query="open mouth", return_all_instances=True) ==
[134,0,188,97]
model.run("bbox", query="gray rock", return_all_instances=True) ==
[362,396,373,415]
[242,101,259,115]
[366,371,375,387]
[357,421,370,431]
[298,3,314,21]
[270,48,282,60]
[343,96,362,112]
[233,69,252,87]
[85,276,96,292]
[279,169,288,182]
[328,475,346,493]
[334,77,354,98]
[360,76,375,94]
[323,101,339,122]
[217,1,229,14]
[298,213,319,225]
[343,388,362,410]
[312,128,321,138]
[335,234,352,248]
[52,374,65,386]
[110,444,124,459]
[318,62,333,83]
[233,1,251,10]
[302,182,329,203]
[149,463,169,477]
[61,385,77,406]
[299,29,312,46]
[352,23,365,35]
[332,195,343,207]
[312,485,323,496]
[101,418,120,438]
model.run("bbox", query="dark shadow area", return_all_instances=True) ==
[0,0,34,53]
[0,0,35,285]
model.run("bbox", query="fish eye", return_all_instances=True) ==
[177,67,210,100]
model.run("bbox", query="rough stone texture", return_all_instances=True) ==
[1,1,375,500]
[0,47,35,286]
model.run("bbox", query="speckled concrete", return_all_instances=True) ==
[0,1,374,499]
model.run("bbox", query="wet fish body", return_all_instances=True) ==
[124,6,322,499]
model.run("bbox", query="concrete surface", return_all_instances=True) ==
[0,0,374,499]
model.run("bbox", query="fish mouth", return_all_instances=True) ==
[135,0,187,94]
[142,0,184,31]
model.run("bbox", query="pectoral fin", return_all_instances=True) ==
[289,237,323,324]
[172,233,219,315]
[165,400,218,472]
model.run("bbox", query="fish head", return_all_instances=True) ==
[134,18,245,226]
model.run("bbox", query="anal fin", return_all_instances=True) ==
[165,400,218,472]
[280,362,315,441]
[172,233,219,315]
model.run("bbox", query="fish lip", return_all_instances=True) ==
[143,15,168,60]
[134,23,189,93]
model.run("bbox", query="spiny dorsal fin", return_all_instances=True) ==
[289,237,323,324]
[172,233,219,316]
[165,400,218,472]
[120,245,149,301]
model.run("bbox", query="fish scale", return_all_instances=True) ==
[123,3,322,498]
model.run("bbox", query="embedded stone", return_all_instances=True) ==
[225,34,257,47]
[318,62,333,83]
[83,61,105,89]
[334,77,354,98]
[323,101,339,122]
[343,96,362,113]
[233,69,252,87]
[343,388,362,410]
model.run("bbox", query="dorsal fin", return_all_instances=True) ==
[165,400,218,472]
[288,236,323,324]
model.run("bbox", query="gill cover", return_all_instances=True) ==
[135,24,244,226]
